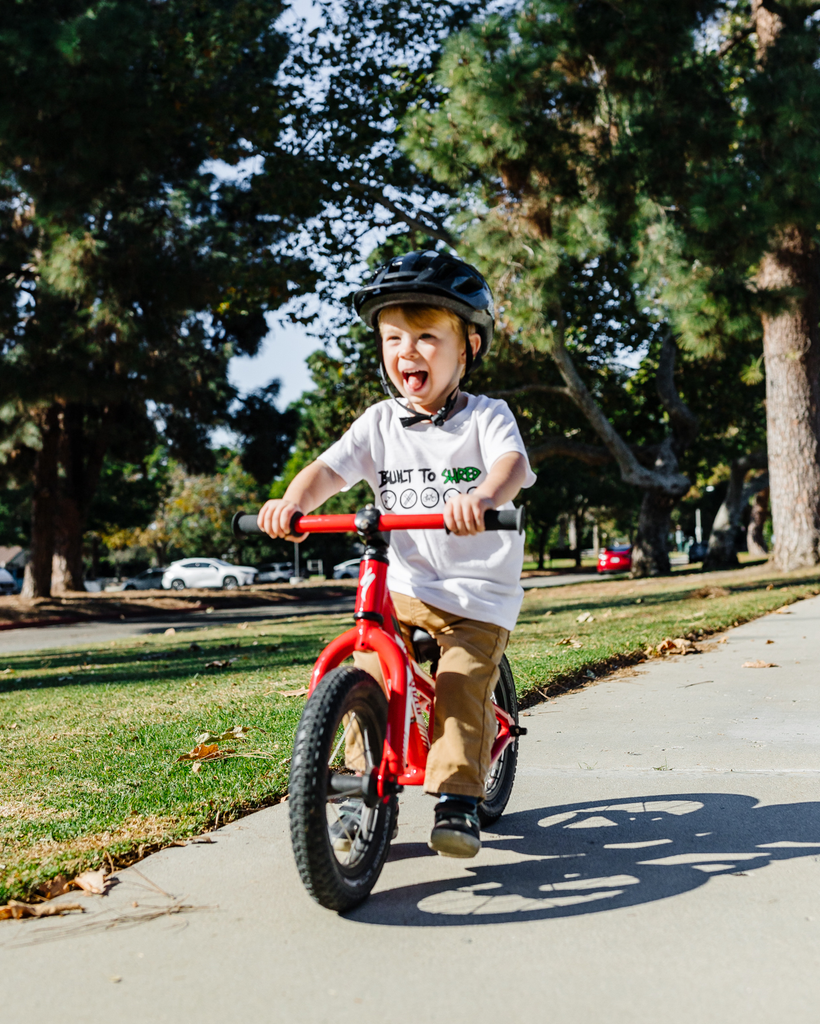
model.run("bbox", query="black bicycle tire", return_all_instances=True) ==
[478,654,519,827]
[288,666,395,912]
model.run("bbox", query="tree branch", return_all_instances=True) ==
[656,331,698,454]
[548,312,690,495]
[717,24,755,57]
[527,436,612,467]
[487,383,571,399]
[346,181,457,249]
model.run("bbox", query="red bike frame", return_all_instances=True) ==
[293,511,518,801]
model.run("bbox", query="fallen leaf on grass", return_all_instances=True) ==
[164,627,176,636]
[177,742,224,763]
[576,611,594,623]
[73,869,110,895]
[237,622,250,630]
[280,688,309,698]
[542,610,553,617]
[0,900,84,920]
[195,725,249,745]
[742,660,779,669]
[689,586,730,600]
[204,659,232,669]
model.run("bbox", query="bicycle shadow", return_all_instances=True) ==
[351,792,820,926]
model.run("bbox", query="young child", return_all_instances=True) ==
[258,250,535,858]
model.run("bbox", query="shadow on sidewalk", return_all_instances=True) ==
[353,792,820,926]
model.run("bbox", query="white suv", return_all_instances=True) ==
[161,558,257,591]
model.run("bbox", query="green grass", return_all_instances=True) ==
[2,559,819,903]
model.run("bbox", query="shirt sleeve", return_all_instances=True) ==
[480,400,537,489]
[317,408,376,491]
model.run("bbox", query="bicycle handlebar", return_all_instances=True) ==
[232,506,525,539]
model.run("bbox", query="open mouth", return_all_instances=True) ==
[401,369,428,393]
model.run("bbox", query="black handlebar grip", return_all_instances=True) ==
[231,510,304,540]
[232,511,262,539]
[484,507,526,533]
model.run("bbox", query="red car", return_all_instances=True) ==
[598,545,632,573]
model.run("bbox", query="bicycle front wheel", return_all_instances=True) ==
[288,666,395,912]
[478,654,519,827]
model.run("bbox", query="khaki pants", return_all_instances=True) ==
[350,592,509,799]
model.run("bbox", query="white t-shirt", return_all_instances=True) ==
[319,395,536,631]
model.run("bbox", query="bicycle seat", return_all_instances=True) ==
[411,628,439,665]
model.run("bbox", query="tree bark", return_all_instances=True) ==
[704,453,768,569]
[631,488,676,577]
[51,404,111,593]
[756,229,820,569]
[747,487,770,555]
[752,3,820,570]
[21,405,60,599]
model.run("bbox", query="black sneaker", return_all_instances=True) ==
[428,799,481,858]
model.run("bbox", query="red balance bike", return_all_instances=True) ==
[233,506,527,912]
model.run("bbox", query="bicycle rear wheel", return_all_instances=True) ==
[478,654,519,827]
[289,666,395,912]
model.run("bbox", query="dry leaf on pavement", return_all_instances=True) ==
[73,868,110,895]
[35,875,72,899]
[742,660,779,668]
[656,637,697,656]
[0,900,84,920]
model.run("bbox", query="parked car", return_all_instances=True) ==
[597,545,632,574]
[114,567,168,591]
[254,561,294,584]
[332,557,362,580]
[688,541,710,563]
[0,567,15,595]
[161,558,257,591]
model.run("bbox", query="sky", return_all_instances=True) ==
[228,314,319,407]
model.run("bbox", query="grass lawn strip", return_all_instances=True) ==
[1,560,818,905]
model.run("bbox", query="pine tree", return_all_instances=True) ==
[0,1,319,596]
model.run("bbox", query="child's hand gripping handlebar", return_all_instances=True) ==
[231,506,525,539]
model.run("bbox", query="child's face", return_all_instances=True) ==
[380,309,480,413]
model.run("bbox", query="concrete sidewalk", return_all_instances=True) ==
[3,596,820,1023]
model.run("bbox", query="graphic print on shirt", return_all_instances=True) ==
[378,466,482,512]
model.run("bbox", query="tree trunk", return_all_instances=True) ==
[704,454,767,570]
[751,4,820,570]
[747,488,769,556]
[631,489,674,577]
[21,406,60,599]
[757,230,820,570]
[52,493,86,592]
[52,404,110,592]
[537,529,546,570]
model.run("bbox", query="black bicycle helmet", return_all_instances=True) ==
[353,250,495,364]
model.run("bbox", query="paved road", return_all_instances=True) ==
[0,571,617,652]
[4,597,820,1023]
[0,598,357,653]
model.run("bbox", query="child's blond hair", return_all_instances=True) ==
[376,303,474,340]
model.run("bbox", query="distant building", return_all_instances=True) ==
[0,546,27,571]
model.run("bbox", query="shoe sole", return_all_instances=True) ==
[428,830,481,859]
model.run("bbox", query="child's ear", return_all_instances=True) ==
[468,331,481,359]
